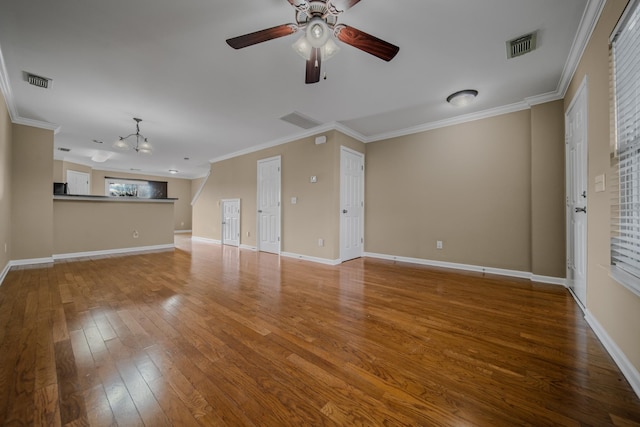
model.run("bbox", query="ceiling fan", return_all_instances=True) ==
[226,0,400,84]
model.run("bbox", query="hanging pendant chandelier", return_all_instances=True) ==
[113,117,152,154]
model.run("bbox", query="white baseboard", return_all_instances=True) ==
[191,236,221,245]
[531,274,567,286]
[364,252,565,286]
[10,257,54,266]
[281,251,341,266]
[191,237,257,251]
[0,261,10,286]
[52,244,174,260]
[174,229,192,234]
[585,310,640,399]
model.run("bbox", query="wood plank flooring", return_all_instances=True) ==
[1,234,639,426]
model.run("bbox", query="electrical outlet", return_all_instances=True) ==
[318,238,324,247]
[133,230,139,239]
[436,240,443,249]
[247,231,250,237]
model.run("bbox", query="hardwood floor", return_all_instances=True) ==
[1,235,639,426]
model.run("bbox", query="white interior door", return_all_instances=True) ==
[257,156,281,254]
[66,170,90,195]
[221,199,240,247]
[565,77,588,307]
[340,147,364,262]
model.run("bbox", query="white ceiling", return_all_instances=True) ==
[0,0,596,179]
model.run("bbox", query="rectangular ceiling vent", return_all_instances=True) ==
[26,73,52,89]
[506,32,537,59]
[57,147,71,152]
[280,111,321,129]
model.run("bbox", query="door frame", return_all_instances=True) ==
[256,155,281,254]
[340,146,365,262]
[221,198,241,247]
[565,75,588,308]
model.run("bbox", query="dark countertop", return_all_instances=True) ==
[53,194,177,203]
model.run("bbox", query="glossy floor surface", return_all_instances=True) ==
[1,235,639,426]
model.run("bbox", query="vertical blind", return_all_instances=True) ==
[611,0,640,290]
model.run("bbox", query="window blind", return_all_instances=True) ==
[611,0,640,294]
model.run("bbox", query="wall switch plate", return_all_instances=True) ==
[318,238,324,247]
[436,240,443,249]
[310,176,317,183]
[291,196,297,204]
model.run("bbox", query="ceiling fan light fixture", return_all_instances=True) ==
[447,89,478,107]
[321,38,340,61]
[292,35,312,60]
[306,18,329,48]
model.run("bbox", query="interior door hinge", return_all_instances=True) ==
[361,237,364,243]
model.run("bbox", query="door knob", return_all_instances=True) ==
[575,207,586,213]
[342,209,348,214]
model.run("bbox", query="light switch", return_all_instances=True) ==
[595,174,606,193]
[310,176,317,183]
[291,196,297,204]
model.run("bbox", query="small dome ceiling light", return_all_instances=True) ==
[447,89,478,107]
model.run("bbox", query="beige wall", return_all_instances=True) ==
[53,200,174,254]
[53,160,92,185]
[91,170,192,231]
[52,161,193,231]
[193,131,364,260]
[531,100,566,277]
[0,90,12,271]
[565,0,640,373]
[365,110,533,272]
[11,124,54,260]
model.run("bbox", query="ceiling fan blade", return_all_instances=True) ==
[305,48,321,84]
[226,24,298,49]
[329,0,362,12]
[334,24,399,61]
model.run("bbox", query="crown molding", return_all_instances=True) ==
[0,42,61,134]
[0,41,19,122]
[13,116,61,133]
[208,121,367,164]
[558,0,607,98]
[365,101,531,143]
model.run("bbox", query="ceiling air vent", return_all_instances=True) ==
[26,72,52,89]
[506,32,537,59]
[280,111,321,129]
[57,147,71,152]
